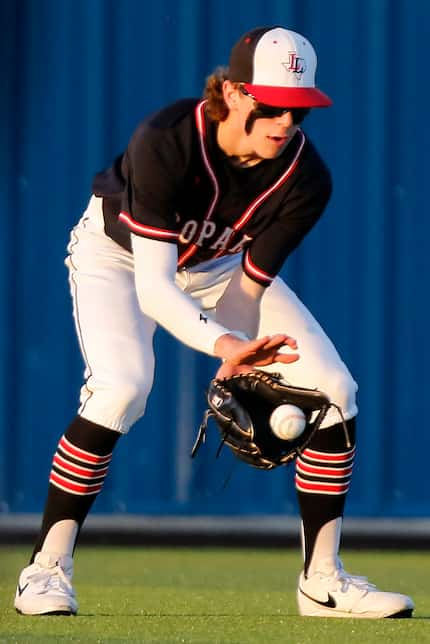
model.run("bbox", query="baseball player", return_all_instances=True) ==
[15,26,414,618]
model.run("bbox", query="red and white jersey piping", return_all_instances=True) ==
[179,101,306,268]
[118,100,306,276]
[177,101,221,267]
[118,212,179,242]
[243,250,274,286]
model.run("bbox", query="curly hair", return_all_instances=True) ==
[203,66,232,122]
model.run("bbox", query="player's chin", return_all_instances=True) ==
[260,138,289,158]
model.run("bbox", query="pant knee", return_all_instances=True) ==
[328,371,357,410]
[319,371,358,428]
[112,379,151,417]
[79,374,153,433]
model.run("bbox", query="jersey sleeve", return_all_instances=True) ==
[118,109,189,243]
[242,162,332,286]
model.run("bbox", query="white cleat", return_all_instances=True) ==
[14,552,78,616]
[297,557,414,619]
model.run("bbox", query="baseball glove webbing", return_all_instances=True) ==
[192,370,351,470]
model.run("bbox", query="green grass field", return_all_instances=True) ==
[0,546,429,643]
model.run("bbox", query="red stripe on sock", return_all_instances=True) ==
[53,454,109,479]
[295,474,350,495]
[50,471,104,495]
[59,436,112,465]
[301,447,355,463]
[296,460,353,478]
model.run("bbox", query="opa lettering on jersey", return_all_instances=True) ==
[178,219,252,253]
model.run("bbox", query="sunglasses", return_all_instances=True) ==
[239,85,310,124]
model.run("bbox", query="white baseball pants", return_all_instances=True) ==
[66,197,358,433]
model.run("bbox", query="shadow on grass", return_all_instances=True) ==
[79,612,291,617]
[78,612,430,619]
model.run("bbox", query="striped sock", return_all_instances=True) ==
[50,435,113,496]
[31,416,120,561]
[295,445,355,496]
[295,418,356,576]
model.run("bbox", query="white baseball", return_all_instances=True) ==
[270,404,306,440]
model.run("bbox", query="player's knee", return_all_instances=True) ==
[113,378,151,414]
[324,369,358,416]
[81,373,153,432]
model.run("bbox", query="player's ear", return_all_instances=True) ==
[222,80,241,110]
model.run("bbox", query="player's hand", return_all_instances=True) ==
[215,333,299,379]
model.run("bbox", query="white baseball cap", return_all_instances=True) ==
[228,26,332,108]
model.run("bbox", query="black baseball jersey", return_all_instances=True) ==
[93,98,331,286]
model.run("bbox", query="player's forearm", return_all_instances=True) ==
[216,297,259,339]
[132,235,240,356]
[215,267,264,339]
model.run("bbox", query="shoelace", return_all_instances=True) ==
[332,568,377,594]
[27,564,74,595]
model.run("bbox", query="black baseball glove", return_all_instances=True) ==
[192,370,338,470]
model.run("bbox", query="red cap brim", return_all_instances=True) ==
[243,83,332,108]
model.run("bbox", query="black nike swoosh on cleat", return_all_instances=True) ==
[299,587,337,608]
[17,583,29,596]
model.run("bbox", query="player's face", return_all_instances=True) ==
[237,89,302,159]
[245,111,298,159]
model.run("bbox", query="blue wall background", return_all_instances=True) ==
[1,0,428,519]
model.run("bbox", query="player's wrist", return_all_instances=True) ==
[228,330,250,342]
[214,331,250,361]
